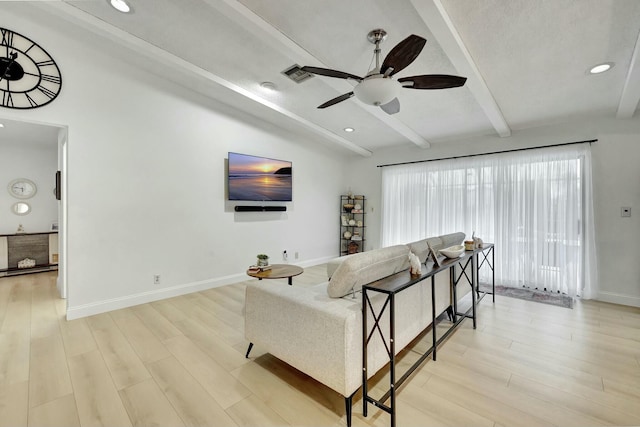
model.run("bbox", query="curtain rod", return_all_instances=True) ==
[376,139,598,168]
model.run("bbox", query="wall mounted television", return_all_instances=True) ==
[227,152,292,201]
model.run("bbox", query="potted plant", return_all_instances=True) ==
[256,254,269,267]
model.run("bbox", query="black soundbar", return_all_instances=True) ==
[234,206,287,212]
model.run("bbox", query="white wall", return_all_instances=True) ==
[0,143,58,235]
[1,5,348,318]
[590,130,640,307]
[347,118,640,307]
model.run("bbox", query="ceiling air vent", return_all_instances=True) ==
[281,64,314,84]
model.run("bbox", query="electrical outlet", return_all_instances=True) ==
[621,207,632,217]
[153,274,161,284]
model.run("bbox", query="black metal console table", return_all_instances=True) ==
[362,244,494,427]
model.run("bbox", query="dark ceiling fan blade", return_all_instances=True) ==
[381,35,426,76]
[301,66,363,82]
[317,92,355,109]
[398,74,467,89]
[379,97,400,115]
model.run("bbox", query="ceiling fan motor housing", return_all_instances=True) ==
[353,74,400,106]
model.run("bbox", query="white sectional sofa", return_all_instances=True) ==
[244,232,468,426]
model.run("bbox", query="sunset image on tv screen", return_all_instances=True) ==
[228,152,292,201]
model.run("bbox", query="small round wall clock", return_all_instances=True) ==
[0,27,62,109]
[8,178,37,199]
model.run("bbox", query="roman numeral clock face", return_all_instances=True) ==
[0,27,62,109]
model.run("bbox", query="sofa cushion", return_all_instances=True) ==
[439,232,466,249]
[327,245,410,298]
[326,253,355,279]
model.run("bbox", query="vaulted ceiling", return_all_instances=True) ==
[5,0,640,156]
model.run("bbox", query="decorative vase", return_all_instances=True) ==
[257,257,269,267]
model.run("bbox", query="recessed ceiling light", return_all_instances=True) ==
[0,124,4,128]
[260,81,277,91]
[344,127,355,133]
[589,62,614,74]
[110,0,131,13]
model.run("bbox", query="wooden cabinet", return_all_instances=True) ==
[340,195,365,256]
[0,232,59,277]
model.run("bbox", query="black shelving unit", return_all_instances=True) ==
[340,195,365,256]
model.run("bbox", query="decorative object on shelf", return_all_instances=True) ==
[351,231,362,241]
[347,188,354,198]
[341,215,348,226]
[343,203,354,213]
[248,264,272,273]
[464,240,475,251]
[427,241,441,267]
[472,231,484,248]
[11,202,30,216]
[348,241,359,254]
[17,258,36,269]
[353,203,362,212]
[408,252,421,275]
[348,219,356,226]
[8,178,37,199]
[256,254,269,267]
[439,245,465,259]
[357,220,363,227]
[0,27,62,109]
[343,231,352,239]
[16,224,25,233]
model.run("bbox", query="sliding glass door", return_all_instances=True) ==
[381,144,596,298]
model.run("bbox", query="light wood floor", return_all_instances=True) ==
[1,267,639,427]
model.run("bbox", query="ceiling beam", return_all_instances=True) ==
[409,0,511,138]
[617,29,640,119]
[36,2,372,157]
[208,0,431,149]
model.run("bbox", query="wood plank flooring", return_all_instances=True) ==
[0,267,639,426]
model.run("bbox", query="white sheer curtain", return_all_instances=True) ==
[381,144,597,298]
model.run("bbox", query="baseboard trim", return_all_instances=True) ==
[66,256,336,320]
[296,255,336,268]
[596,291,640,308]
[66,272,247,320]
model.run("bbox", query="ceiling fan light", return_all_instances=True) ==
[353,75,399,106]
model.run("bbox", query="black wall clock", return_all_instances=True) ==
[0,27,62,109]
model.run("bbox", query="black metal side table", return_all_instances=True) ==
[362,244,494,427]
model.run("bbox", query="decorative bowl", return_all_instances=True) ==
[439,245,465,259]
[343,204,354,212]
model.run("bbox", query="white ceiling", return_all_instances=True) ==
[5,0,640,156]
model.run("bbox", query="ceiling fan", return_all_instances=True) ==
[301,29,467,115]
